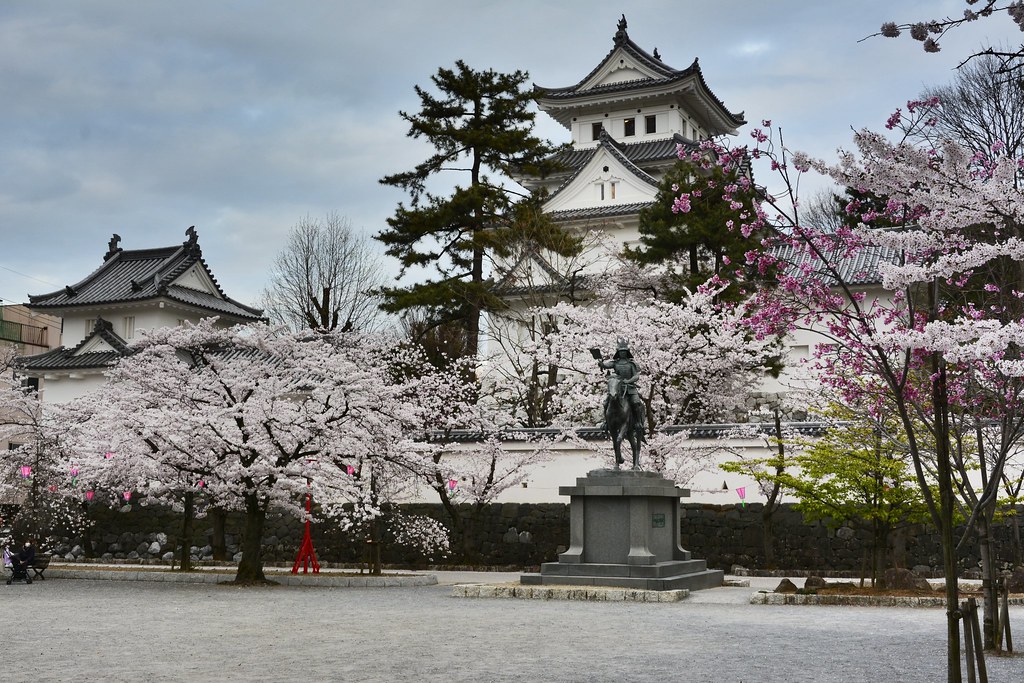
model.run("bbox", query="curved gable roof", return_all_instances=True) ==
[17,317,133,371]
[543,130,662,210]
[28,230,263,321]
[535,18,745,131]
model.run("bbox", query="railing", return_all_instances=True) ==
[0,319,49,347]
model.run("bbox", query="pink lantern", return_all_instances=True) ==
[346,465,355,475]
[123,491,132,502]
[197,480,205,488]
[447,479,458,491]
[19,465,31,478]
[736,486,747,508]
[48,485,57,493]
[104,451,114,459]
[69,466,80,477]
[85,491,95,501]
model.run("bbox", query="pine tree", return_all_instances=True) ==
[377,60,576,363]
[624,157,770,303]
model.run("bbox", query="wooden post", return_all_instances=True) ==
[962,600,977,683]
[1000,580,1013,653]
[968,598,987,683]
[994,578,1002,654]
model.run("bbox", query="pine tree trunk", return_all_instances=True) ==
[234,494,267,583]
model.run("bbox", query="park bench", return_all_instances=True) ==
[30,554,51,580]
[3,552,49,584]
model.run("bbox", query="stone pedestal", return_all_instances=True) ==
[521,469,723,591]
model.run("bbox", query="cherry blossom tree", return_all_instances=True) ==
[719,395,808,569]
[0,349,90,550]
[873,1,1024,72]
[532,276,781,484]
[397,350,557,561]
[671,104,1024,675]
[66,320,433,583]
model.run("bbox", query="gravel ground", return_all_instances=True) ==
[1,574,1021,682]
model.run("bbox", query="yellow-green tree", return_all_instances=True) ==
[782,404,930,588]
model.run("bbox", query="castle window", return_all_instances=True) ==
[623,118,635,137]
[85,319,96,336]
[610,182,617,200]
[123,316,136,340]
[645,115,656,134]
[591,122,603,141]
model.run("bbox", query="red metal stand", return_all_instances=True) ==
[291,490,320,574]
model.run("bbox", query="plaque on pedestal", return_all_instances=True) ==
[521,469,723,591]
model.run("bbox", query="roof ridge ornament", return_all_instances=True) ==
[614,14,628,46]
[104,233,122,261]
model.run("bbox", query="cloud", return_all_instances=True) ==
[0,0,1018,308]
[733,41,772,57]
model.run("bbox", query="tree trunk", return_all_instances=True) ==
[932,356,962,683]
[210,507,228,561]
[976,512,999,650]
[367,517,382,576]
[79,502,95,558]
[873,522,889,590]
[177,491,195,572]
[234,494,268,583]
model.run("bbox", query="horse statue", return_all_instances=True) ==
[604,375,641,470]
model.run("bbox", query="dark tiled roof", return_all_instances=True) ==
[434,421,828,443]
[550,134,696,175]
[546,201,654,223]
[28,233,263,321]
[770,239,895,286]
[17,318,132,371]
[542,132,662,210]
[600,131,659,185]
[493,247,578,298]
[535,24,745,129]
[540,32,692,99]
[163,285,264,320]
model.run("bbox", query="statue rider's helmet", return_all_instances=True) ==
[613,338,633,359]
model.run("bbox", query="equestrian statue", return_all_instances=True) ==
[591,339,646,470]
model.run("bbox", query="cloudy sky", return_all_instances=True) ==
[0,1,1017,309]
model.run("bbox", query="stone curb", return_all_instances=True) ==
[750,592,1024,608]
[43,568,437,588]
[451,584,688,602]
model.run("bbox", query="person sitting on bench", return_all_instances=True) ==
[10,539,35,581]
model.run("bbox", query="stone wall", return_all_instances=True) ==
[679,503,1023,573]
[41,499,1024,572]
